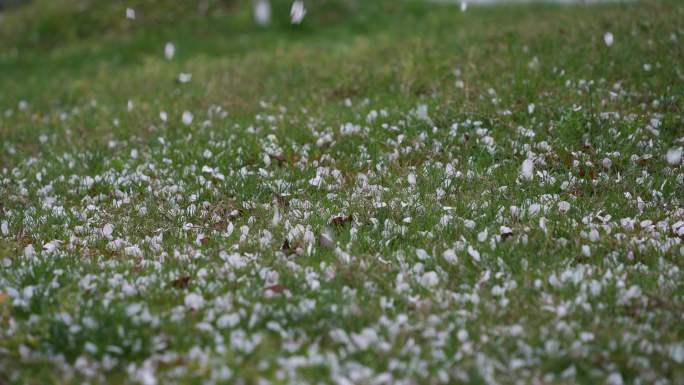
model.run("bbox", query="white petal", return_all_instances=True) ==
[604,32,614,47]
[164,42,175,60]
[467,246,480,262]
[666,147,682,165]
[182,111,193,126]
[521,159,534,180]
[102,223,114,237]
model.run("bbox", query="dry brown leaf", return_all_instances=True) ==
[276,194,290,208]
[265,284,288,294]
[330,215,353,226]
[170,276,192,289]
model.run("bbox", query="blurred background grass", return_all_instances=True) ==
[0,0,374,49]
[0,0,681,166]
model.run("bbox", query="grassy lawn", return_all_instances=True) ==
[1,0,683,383]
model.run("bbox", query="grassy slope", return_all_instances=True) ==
[0,0,683,384]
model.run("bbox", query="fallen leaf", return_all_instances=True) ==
[276,194,290,208]
[265,284,288,293]
[281,239,296,256]
[330,215,353,226]
[170,276,192,289]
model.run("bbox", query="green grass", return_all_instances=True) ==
[1,0,683,384]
